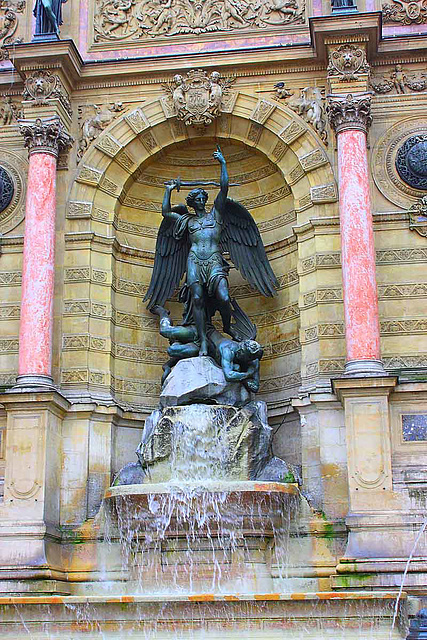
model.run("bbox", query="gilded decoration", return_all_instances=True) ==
[371,64,427,94]
[0,149,27,234]
[371,118,427,208]
[0,0,24,62]
[163,70,235,128]
[327,44,370,82]
[382,0,427,23]
[93,0,305,42]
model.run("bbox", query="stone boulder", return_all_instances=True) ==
[160,356,252,408]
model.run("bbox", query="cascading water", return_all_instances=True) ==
[105,402,298,595]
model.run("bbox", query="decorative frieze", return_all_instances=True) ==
[259,372,302,393]
[0,271,21,286]
[327,93,372,135]
[262,336,301,359]
[19,117,74,158]
[310,183,338,203]
[93,0,304,42]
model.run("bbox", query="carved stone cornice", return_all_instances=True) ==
[19,116,74,158]
[327,92,372,134]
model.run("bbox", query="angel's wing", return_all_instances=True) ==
[144,207,190,309]
[221,198,278,297]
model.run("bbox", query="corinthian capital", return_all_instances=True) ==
[327,93,372,135]
[19,116,74,158]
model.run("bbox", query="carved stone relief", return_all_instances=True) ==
[274,85,328,145]
[0,148,27,234]
[371,118,427,208]
[382,0,427,24]
[327,44,370,82]
[93,0,305,42]
[163,70,235,128]
[0,95,22,125]
[371,64,427,94]
[0,0,24,62]
[77,102,124,162]
[408,195,427,237]
[22,70,72,117]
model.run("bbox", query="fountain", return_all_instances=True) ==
[0,147,409,638]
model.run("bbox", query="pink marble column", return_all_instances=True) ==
[16,117,73,388]
[328,94,386,377]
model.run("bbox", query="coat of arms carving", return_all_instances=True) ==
[164,70,235,128]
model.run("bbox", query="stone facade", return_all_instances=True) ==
[0,1,426,636]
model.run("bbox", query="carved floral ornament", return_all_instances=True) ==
[19,116,74,157]
[382,0,427,24]
[327,44,370,82]
[164,69,235,128]
[0,0,25,62]
[327,93,372,135]
[93,0,305,42]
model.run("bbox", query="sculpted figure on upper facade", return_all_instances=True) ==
[371,63,427,94]
[144,146,278,359]
[0,95,21,125]
[275,84,328,145]
[94,0,304,41]
[77,102,124,161]
[33,0,67,36]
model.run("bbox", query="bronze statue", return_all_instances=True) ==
[152,303,263,392]
[33,0,67,36]
[144,146,278,357]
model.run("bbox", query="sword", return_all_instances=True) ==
[164,176,240,191]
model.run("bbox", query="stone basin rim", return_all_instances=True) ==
[105,480,299,499]
[0,591,406,605]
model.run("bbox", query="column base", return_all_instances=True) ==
[12,374,55,392]
[344,359,388,377]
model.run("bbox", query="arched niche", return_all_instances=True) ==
[63,93,337,409]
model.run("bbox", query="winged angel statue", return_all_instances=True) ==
[145,147,278,358]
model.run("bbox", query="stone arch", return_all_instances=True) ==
[68,92,337,223]
[62,92,338,408]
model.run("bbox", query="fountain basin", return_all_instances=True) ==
[104,481,299,594]
[0,591,407,638]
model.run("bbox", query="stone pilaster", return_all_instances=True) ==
[15,117,73,389]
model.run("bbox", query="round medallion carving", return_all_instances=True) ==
[371,118,427,208]
[0,167,14,213]
[0,149,27,234]
[396,136,427,190]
